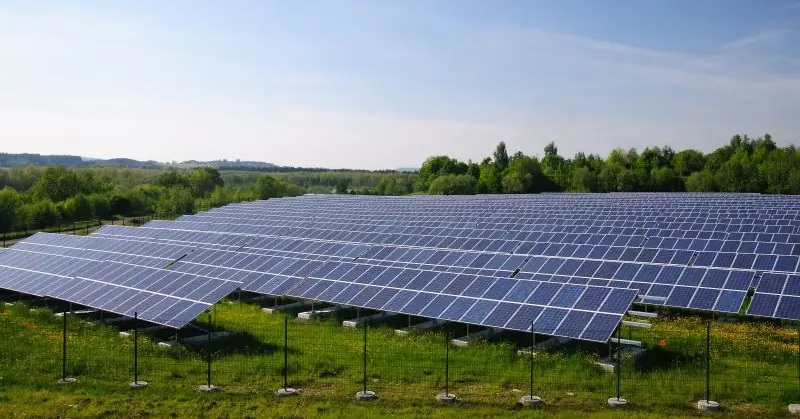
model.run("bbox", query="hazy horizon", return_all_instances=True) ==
[2,1,799,170]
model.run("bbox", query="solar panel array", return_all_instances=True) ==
[0,233,240,328]
[3,193,800,338]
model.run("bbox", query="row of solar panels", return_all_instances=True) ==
[219,193,800,205]
[187,213,800,234]
[3,194,800,342]
[203,208,800,224]
[90,221,797,324]
[152,220,800,252]
[212,198,800,215]
[0,246,240,328]
[134,220,800,272]
[93,224,800,276]
[0,233,636,342]
[181,212,800,241]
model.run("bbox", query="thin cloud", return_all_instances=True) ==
[0,3,798,168]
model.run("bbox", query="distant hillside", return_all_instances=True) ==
[176,159,277,170]
[0,153,161,169]
[0,152,405,173]
[0,153,282,170]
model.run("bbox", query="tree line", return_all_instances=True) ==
[414,134,800,195]
[2,133,796,235]
[0,166,304,234]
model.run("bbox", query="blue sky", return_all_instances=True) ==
[1,1,799,169]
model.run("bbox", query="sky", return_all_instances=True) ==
[1,1,799,169]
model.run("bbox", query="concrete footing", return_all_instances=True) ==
[697,400,720,411]
[57,377,77,384]
[608,397,627,408]
[596,347,647,373]
[789,404,800,415]
[297,307,340,321]
[627,310,658,318]
[158,331,230,348]
[535,336,572,350]
[129,380,148,389]
[451,328,501,347]
[198,384,219,392]
[55,309,97,317]
[355,390,378,401]
[102,316,130,324]
[519,395,543,406]
[436,393,457,403]
[275,387,298,397]
[596,358,618,373]
[343,312,396,328]
[262,301,311,314]
[395,319,445,336]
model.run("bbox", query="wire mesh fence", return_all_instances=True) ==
[0,299,797,415]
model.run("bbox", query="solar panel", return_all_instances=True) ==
[287,260,637,342]
[748,272,800,320]
[0,235,241,328]
[9,193,800,335]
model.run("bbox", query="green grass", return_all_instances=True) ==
[0,300,796,418]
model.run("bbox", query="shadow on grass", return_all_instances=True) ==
[634,346,693,372]
[182,330,283,357]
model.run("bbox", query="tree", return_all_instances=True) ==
[542,142,568,190]
[544,142,558,157]
[673,149,706,176]
[0,187,22,233]
[156,187,194,215]
[416,156,468,192]
[714,149,760,192]
[477,160,502,193]
[156,170,190,189]
[428,174,476,195]
[253,175,283,199]
[62,193,94,221]
[29,166,82,202]
[569,167,597,192]
[335,180,350,194]
[684,171,716,192]
[502,154,545,193]
[650,167,682,192]
[88,194,111,218]
[109,193,133,216]
[23,200,61,229]
[375,175,412,196]
[493,142,510,173]
[188,167,224,198]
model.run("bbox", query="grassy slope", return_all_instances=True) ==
[0,300,796,418]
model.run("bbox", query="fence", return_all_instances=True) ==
[0,298,797,415]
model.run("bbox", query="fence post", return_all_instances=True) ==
[198,312,217,392]
[356,320,377,400]
[57,310,76,384]
[797,328,799,403]
[697,321,720,410]
[130,312,147,388]
[792,328,800,414]
[607,326,626,407]
[276,315,298,396]
[520,321,541,406]
[436,331,456,403]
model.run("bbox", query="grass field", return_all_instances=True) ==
[0,298,797,418]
